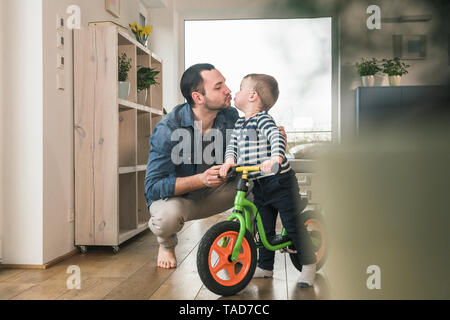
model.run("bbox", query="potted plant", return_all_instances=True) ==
[381,57,410,86]
[118,53,132,100]
[355,58,381,87]
[137,67,160,105]
[129,22,153,47]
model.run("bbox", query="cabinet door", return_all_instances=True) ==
[93,26,119,245]
[74,27,96,245]
[356,87,402,136]
[401,86,449,126]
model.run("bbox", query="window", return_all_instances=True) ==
[185,18,332,150]
[139,13,146,27]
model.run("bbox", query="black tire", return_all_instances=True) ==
[289,210,328,272]
[197,221,257,296]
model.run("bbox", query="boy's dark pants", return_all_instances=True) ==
[253,169,317,271]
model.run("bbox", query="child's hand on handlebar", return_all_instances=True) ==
[219,162,237,179]
[260,156,283,174]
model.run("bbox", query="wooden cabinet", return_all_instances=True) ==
[74,24,163,253]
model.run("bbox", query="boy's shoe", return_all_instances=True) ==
[253,267,273,278]
[297,263,316,288]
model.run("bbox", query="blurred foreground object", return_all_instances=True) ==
[318,86,450,299]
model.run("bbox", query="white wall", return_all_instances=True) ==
[2,0,44,265]
[42,0,145,264]
[1,0,147,265]
[148,0,178,110]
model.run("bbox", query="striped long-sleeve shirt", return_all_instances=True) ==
[225,111,291,178]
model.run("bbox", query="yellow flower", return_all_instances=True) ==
[129,22,138,33]
[144,25,152,36]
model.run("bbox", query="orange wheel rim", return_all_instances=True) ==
[304,218,326,263]
[208,231,252,286]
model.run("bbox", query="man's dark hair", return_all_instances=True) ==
[180,63,215,106]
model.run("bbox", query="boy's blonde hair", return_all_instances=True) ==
[244,73,279,111]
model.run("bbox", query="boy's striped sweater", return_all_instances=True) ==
[225,111,291,178]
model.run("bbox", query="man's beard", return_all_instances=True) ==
[204,96,231,112]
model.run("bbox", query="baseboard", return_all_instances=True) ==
[0,249,79,270]
[0,264,47,270]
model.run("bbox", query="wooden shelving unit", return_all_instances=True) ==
[74,24,163,253]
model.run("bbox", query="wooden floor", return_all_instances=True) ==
[0,212,331,300]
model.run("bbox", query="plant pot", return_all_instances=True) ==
[137,89,148,105]
[388,75,402,86]
[118,81,131,100]
[361,75,375,87]
[136,37,148,47]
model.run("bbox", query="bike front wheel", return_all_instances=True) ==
[197,221,257,296]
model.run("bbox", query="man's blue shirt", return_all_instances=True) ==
[144,103,239,207]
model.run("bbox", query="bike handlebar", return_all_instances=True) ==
[225,163,281,180]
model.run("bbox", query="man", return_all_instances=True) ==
[145,63,284,269]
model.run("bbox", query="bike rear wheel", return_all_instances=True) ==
[289,210,327,272]
[197,221,257,296]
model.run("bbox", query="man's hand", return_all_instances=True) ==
[219,162,237,179]
[199,165,225,187]
[278,126,287,141]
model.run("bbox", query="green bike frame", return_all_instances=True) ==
[226,190,293,262]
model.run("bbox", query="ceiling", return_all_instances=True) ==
[141,0,167,9]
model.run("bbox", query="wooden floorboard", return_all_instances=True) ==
[148,215,224,300]
[0,212,330,300]
[104,215,221,300]
[286,252,331,300]
[195,249,288,300]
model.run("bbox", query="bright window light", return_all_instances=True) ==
[185,18,332,143]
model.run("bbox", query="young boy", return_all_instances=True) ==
[218,74,317,287]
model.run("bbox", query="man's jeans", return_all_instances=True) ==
[148,176,250,249]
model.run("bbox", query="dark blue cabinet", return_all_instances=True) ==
[356,85,449,136]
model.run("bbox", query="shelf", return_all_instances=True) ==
[119,172,137,232]
[119,109,137,167]
[118,29,151,56]
[137,112,151,165]
[119,166,135,174]
[136,165,147,172]
[75,24,163,248]
[119,223,148,244]
[151,114,163,132]
[151,52,162,63]
[118,166,147,174]
[137,171,150,225]
[118,98,163,115]
[118,165,146,174]
[150,56,163,112]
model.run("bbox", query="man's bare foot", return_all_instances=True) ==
[157,246,177,269]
